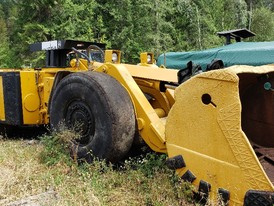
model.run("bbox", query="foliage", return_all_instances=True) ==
[0,0,274,66]
[0,5,10,67]
[0,132,196,205]
[250,7,274,41]
[39,130,79,166]
[123,153,168,178]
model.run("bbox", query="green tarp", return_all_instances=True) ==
[157,42,274,71]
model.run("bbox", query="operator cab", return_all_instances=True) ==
[30,40,106,67]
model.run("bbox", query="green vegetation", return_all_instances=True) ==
[0,131,197,205]
[1,0,274,67]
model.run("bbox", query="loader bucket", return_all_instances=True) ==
[165,65,274,205]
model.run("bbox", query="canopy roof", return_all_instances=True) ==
[157,42,274,71]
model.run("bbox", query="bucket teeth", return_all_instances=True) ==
[218,188,230,206]
[166,155,186,169]
[181,170,196,183]
[244,190,274,206]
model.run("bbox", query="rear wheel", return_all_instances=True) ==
[49,71,136,163]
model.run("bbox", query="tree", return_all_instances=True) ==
[1,0,274,67]
[0,5,10,67]
[128,0,177,60]
[11,0,98,67]
[95,0,177,63]
[172,0,221,51]
[250,7,274,41]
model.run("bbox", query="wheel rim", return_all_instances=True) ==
[65,101,95,145]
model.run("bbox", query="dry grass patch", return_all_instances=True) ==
[0,131,196,206]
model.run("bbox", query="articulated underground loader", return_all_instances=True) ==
[0,40,273,205]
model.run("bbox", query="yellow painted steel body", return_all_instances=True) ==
[0,53,274,205]
[20,70,54,124]
[166,65,274,205]
[0,60,176,153]
[94,63,177,152]
[7,68,62,124]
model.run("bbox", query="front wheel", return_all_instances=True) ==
[49,71,136,163]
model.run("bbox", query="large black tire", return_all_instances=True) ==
[49,71,136,163]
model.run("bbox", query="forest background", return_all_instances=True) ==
[0,0,274,68]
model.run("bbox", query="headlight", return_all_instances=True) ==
[140,52,154,65]
[104,50,121,63]
[112,53,118,63]
[147,54,152,63]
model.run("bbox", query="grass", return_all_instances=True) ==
[0,131,197,206]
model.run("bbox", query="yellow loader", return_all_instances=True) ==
[0,40,273,205]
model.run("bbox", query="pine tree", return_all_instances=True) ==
[251,7,274,41]
[0,4,10,68]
